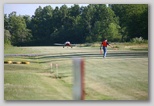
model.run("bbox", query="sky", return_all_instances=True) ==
[4,4,89,17]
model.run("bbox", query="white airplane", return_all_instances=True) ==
[54,41,76,48]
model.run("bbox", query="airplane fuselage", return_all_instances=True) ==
[63,42,72,48]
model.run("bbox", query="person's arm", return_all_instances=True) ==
[108,42,113,48]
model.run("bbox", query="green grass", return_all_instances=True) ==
[4,43,148,100]
[85,58,148,100]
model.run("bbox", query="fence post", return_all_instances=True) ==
[73,57,85,100]
[50,63,53,73]
[56,64,59,78]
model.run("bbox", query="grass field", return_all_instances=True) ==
[4,43,148,100]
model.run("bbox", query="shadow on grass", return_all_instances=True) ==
[35,51,148,60]
[108,51,148,58]
[4,64,41,71]
[4,51,148,64]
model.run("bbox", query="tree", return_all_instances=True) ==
[106,23,121,41]
[81,4,120,42]
[111,4,148,41]
[7,12,32,45]
[23,15,32,29]
[5,4,148,46]
[4,29,11,45]
[31,5,54,45]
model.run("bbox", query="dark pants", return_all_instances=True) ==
[103,46,107,57]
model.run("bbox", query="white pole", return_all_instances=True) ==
[73,57,85,100]
[56,64,59,78]
[50,63,53,73]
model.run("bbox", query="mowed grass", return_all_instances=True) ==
[4,44,148,100]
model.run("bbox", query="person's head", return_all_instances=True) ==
[104,39,107,42]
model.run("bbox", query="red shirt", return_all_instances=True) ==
[102,41,109,47]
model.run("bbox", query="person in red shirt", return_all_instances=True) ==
[100,39,112,58]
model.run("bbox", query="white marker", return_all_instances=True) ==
[56,64,59,78]
[50,63,53,72]
[73,57,85,100]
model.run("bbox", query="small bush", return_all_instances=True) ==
[131,37,147,43]
[113,45,119,48]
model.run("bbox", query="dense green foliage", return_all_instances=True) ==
[4,4,148,46]
[111,4,148,41]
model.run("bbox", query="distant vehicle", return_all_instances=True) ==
[54,41,76,48]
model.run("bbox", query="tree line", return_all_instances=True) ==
[4,4,148,46]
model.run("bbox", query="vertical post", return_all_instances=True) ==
[50,63,53,73]
[56,64,59,78]
[73,57,85,100]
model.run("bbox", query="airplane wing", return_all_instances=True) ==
[70,44,77,46]
[54,42,80,47]
[54,43,64,46]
